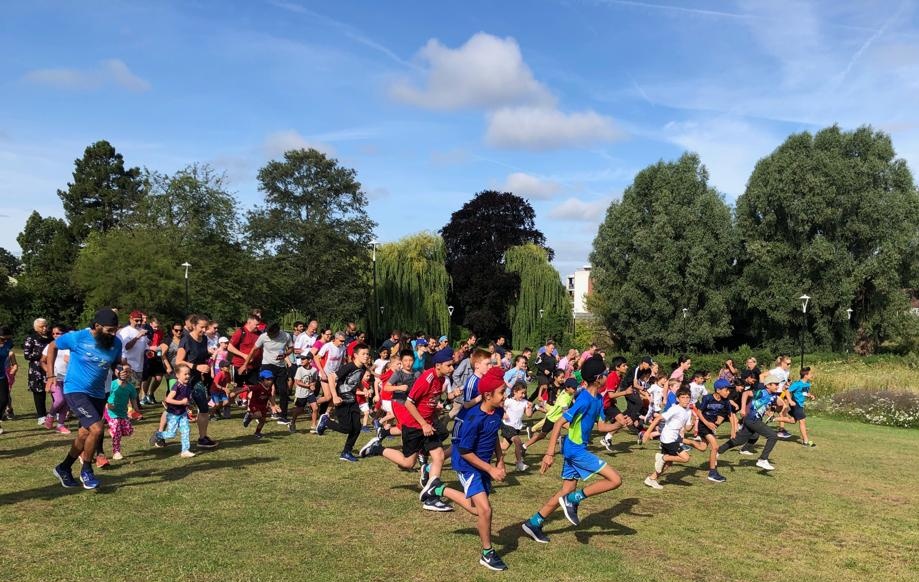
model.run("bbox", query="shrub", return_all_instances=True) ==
[813,388,919,429]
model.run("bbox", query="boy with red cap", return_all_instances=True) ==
[360,347,455,512]
[420,366,509,571]
[521,355,624,544]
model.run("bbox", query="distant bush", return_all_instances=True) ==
[813,388,919,429]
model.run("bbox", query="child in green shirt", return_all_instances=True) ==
[522,372,577,453]
[106,364,138,461]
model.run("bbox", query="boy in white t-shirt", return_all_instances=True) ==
[500,382,533,472]
[639,374,667,444]
[290,353,319,433]
[642,388,694,489]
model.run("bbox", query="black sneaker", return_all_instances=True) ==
[558,495,580,526]
[479,549,508,571]
[242,412,253,428]
[419,463,430,488]
[707,470,727,483]
[420,475,441,500]
[276,417,291,426]
[376,425,388,441]
[197,437,219,449]
[421,497,453,512]
[52,465,79,488]
[777,430,792,439]
[521,521,550,543]
[154,438,166,448]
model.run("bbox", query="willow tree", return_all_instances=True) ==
[376,232,451,339]
[505,244,573,350]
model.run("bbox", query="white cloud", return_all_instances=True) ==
[549,197,611,222]
[22,59,150,92]
[390,32,554,110]
[486,107,622,150]
[497,172,562,199]
[263,130,336,158]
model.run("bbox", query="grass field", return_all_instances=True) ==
[2,382,919,582]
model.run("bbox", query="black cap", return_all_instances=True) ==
[641,356,654,365]
[93,308,119,327]
[581,355,608,384]
[563,378,579,389]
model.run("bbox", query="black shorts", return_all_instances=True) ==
[234,366,260,387]
[540,419,556,435]
[294,395,316,408]
[698,421,719,439]
[402,426,444,457]
[64,393,106,429]
[604,404,622,420]
[143,356,166,380]
[660,440,682,456]
[790,405,806,421]
[501,424,523,441]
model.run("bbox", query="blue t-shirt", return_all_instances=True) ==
[787,380,811,408]
[563,389,605,448]
[699,394,734,422]
[747,388,779,421]
[455,374,480,422]
[503,368,526,387]
[663,390,678,412]
[55,329,123,399]
[0,339,11,370]
[452,404,503,473]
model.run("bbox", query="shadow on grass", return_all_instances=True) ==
[0,437,72,458]
[0,456,279,506]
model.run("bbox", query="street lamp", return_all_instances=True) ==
[681,308,688,354]
[799,294,811,369]
[448,305,454,318]
[181,262,191,313]
[539,309,544,319]
[846,307,853,355]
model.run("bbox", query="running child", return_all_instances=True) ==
[522,374,576,453]
[717,373,783,471]
[150,364,195,458]
[643,387,694,489]
[316,343,372,461]
[600,356,634,452]
[290,353,319,433]
[639,374,667,442]
[521,356,623,544]
[210,360,232,420]
[500,381,533,472]
[375,349,418,442]
[693,379,736,483]
[780,367,816,447]
[106,364,138,461]
[242,369,278,440]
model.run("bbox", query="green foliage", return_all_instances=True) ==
[505,244,573,350]
[376,232,451,340]
[735,125,919,353]
[245,148,376,324]
[57,140,145,241]
[441,190,550,340]
[0,247,21,277]
[589,153,736,352]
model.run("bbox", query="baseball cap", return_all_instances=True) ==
[478,367,505,394]
[432,347,454,364]
[129,310,144,320]
[299,352,313,360]
[714,379,732,390]
[580,355,608,384]
[641,356,654,365]
[93,308,119,327]
[259,369,274,380]
[563,378,580,389]
[438,335,448,342]
[416,338,428,347]
[762,373,782,385]
[218,336,229,343]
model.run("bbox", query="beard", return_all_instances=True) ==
[96,333,116,349]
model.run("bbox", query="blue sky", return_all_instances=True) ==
[2,0,918,276]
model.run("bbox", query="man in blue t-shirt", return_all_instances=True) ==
[46,309,123,490]
[522,355,624,544]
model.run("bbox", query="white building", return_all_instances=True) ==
[566,265,592,318]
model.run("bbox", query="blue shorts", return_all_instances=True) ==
[64,392,106,429]
[210,392,229,404]
[560,440,606,481]
[456,470,491,498]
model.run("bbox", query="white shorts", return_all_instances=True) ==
[359,402,370,414]
[381,400,393,413]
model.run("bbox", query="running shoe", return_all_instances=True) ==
[419,463,431,488]
[755,459,775,471]
[654,453,665,474]
[43,415,54,430]
[707,470,727,483]
[55,425,71,435]
[179,450,196,458]
[276,418,291,426]
[242,412,253,428]
[316,413,330,435]
[644,476,663,490]
[521,522,550,543]
[738,448,755,456]
[339,451,359,462]
[420,475,441,501]
[112,452,124,461]
[197,436,219,449]
[359,437,382,458]
[637,430,645,446]
[288,422,297,434]
[95,454,110,469]
[373,418,381,431]
[376,425,388,441]
[802,440,816,448]
[525,426,532,441]
[776,430,792,439]
[253,433,263,440]
[479,549,508,572]
[601,433,613,453]
[36,417,45,426]
[515,461,529,472]
[53,465,79,488]
[421,497,453,512]
[680,444,692,453]
[80,469,100,490]
[558,495,580,526]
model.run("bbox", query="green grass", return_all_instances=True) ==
[2,386,919,582]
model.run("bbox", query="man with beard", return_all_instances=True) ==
[46,309,124,490]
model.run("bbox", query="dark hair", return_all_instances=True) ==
[676,387,691,398]
[512,381,527,393]
[185,313,198,323]
[52,323,70,333]
[611,356,627,368]
[0,325,11,337]
[800,366,811,378]
[293,321,304,328]
[637,368,652,380]
[399,349,414,360]
[218,360,231,369]
[267,322,281,335]
[352,342,369,354]
[553,368,565,378]
[692,370,705,380]
[521,347,533,354]
[514,355,528,365]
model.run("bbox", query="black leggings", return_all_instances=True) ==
[262,364,290,417]
[32,390,48,418]
[0,378,10,419]
[718,417,777,461]
[327,402,361,455]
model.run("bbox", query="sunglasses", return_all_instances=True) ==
[172,328,182,332]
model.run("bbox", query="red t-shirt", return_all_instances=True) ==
[356,379,370,405]
[396,369,444,429]
[248,382,272,411]
[346,340,359,359]
[211,370,230,395]
[229,327,260,368]
[602,371,621,409]
[380,369,394,401]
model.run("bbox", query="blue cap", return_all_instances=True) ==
[713,379,732,390]
[432,347,454,364]
[415,338,428,346]
[438,335,448,342]
[259,369,274,380]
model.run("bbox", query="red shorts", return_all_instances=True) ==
[248,402,269,415]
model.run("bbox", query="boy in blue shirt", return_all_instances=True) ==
[717,373,783,471]
[522,355,623,544]
[780,367,816,447]
[395,366,509,571]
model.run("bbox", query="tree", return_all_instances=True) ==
[245,148,376,326]
[505,244,573,350]
[0,248,21,277]
[735,125,919,353]
[589,153,736,352]
[376,232,451,339]
[441,190,550,342]
[15,211,83,326]
[58,140,145,240]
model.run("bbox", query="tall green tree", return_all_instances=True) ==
[376,232,451,339]
[505,244,573,350]
[15,211,83,326]
[58,140,145,240]
[246,148,376,325]
[589,153,736,352]
[735,125,919,352]
[0,248,21,277]
[441,190,550,342]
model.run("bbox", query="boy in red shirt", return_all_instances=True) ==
[364,347,455,512]
[242,369,277,440]
[210,360,232,420]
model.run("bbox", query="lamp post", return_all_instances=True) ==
[846,307,853,355]
[370,240,380,345]
[799,294,811,369]
[681,308,688,354]
[448,305,454,318]
[181,262,191,314]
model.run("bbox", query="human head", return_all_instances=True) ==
[762,373,782,392]
[192,315,208,336]
[171,322,183,337]
[299,352,313,366]
[746,357,757,370]
[563,378,579,392]
[267,322,281,338]
[580,355,607,386]
[184,313,197,331]
[512,382,527,399]
[149,317,160,330]
[676,387,692,407]
[206,320,219,336]
[217,360,231,371]
[399,349,414,369]
[218,336,228,348]
[378,347,391,361]
[91,309,119,348]
[800,366,812,381]
[117,363,132,381]
[637,368,652,382]
[553,368,565,384]
[51,324,68,338]
[691,370,705,382]
[514,355,528,369]
[129,311,143,327]
[496,336,506,346]
[432,347,455,376]
[33,317,48,335]
[521,347,533,359]
[333,331,346,346]
[352,344,370,366]
[259,369,275,386]
[245,313,261,332]
[175,363,191,384]
[667,379,680,392]
[714,378,732,397]
[307,320,318,334]
[470,348,492,375]
[293,321,305,334]
[611,356,627,373]
[677,355,692,370]
[346,322,357,335]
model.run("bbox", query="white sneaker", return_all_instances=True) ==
[755,459,775,471]
[601,433,613,452]
[644,476,663,490]
[112,452,123,460]
[654,452,665,474]
[516,461,529,472]
[738,449,755,456]
[180,450,196,458]
[37,417,46,425]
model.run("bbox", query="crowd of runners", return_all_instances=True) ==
[0,309,817,572]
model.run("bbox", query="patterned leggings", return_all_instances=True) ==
[106,416,134,454]
[156,412,190,452]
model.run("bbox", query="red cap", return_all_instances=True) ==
[130,310,144,319]
[478,367,505,394]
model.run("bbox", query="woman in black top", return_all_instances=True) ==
[176,315,218,449]
[23,318,51,422]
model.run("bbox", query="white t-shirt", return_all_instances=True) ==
[294,366,318,399]
[647,384,664,413]
[689,381,708,403]
[42,344,70,379]
[503,398,529,429]
[372,358,389,376]
[255,331,292,366]
[117,325,148,371]
[318,342,345,375]
[294,332,317,354]
[660,405,692,444]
